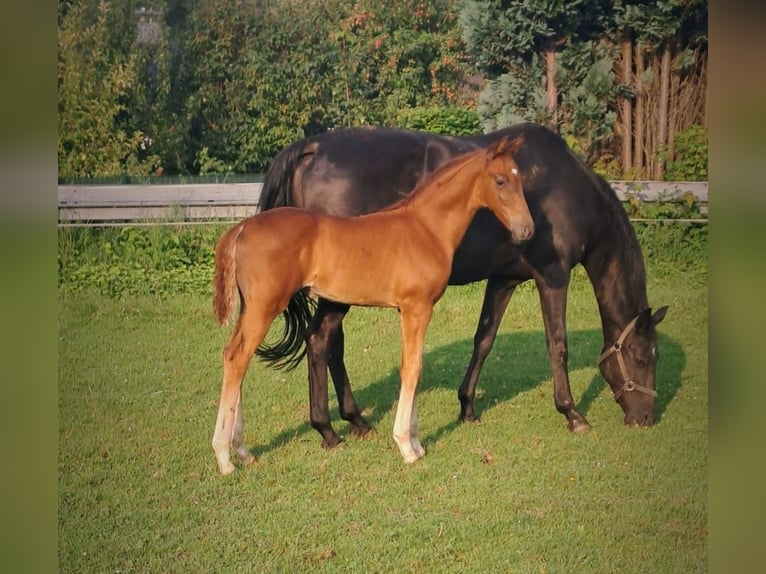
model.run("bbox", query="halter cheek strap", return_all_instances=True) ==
[597,315,657,402]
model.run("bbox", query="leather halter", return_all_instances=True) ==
[597,315,657,402]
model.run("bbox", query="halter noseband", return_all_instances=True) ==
[597,315,657,402]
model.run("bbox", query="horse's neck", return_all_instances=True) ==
[586,234,650,347]
[405,159,481,250]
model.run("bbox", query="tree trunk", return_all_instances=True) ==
[656,43,671,179]
[633,42,644,177]
[621,37,633,176]
[544,46,558,130]
[668,60,680,176]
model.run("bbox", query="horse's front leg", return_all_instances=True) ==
[392,304,432,463]
[457,276,518,422]
[536,274,592,433]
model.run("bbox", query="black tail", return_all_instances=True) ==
[258,137,316,211]
[255,289,316,371]
[256,138,319,370]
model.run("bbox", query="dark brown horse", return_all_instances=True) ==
[257,122,668,449]
[211,137,532,475]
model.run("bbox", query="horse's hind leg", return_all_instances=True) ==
[325,304,373,437]
[306,299,371,448]
[231,389,256,466]
[212,309,271,475]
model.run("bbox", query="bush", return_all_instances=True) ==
[665,124,708,181]
[58,224,227,298]
[396,106,482,135]
[58,216,706,298]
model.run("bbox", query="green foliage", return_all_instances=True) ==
[58,0,473,176]
[476,60,549,131]
[58,1,161,179]
[614,0,707,50]
[57,1,706,181]
[558,42,618,165]
[664,125,708,181]
[458,0,606,73]
[58,224,226,297]
[621,195,707,276]
[397,106,481,135]
[194,147,232,176]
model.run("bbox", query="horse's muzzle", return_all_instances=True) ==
[511,222,534,243]
[624,410,656,426]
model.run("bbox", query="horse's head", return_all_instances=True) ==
[479,135,534,244]
[599,306,669,426]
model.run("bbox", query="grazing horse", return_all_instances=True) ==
[211,136,533,475]
[256,123,668,449]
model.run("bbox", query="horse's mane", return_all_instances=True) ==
[579,153,649,307]
[377,146,485,213]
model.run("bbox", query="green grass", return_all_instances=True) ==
[58,264,707,573]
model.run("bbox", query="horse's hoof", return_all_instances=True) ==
[569,420,592,434]
[350,424,375,439]
[402,453,421,464]
[460,414,481,424]
[218,461,236,476]
[239,452,256,467]
[322,437,346,451]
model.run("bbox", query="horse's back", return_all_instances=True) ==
[259,122,619,281]
[293,127,434,215]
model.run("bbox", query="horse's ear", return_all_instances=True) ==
[635,305,668,333]
[652,305,668,325]
[487,136,510,162]
[488,134,525,161]
[506,134,524,156]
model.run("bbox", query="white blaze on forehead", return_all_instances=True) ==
[511,168,518,175]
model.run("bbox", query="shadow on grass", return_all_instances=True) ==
[251,329,684,458]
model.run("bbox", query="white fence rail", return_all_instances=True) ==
[58,181,708,226]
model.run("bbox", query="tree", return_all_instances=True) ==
[58,1,159,179]
[459,0,611,129]
[614,0,707,178]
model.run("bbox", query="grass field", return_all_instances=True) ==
[58,261,707,573]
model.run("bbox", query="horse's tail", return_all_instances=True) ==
[259,137,317,211]
[212,220,314,370]
[248,136,318,370]
[213,223,245,325]
[255,290,316,371]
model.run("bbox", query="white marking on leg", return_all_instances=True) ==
[393,388,419,463]
[232,390,255,466]
[410,398,425,459]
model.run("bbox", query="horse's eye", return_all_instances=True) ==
[495,177,506,187]
[636,358,646,367]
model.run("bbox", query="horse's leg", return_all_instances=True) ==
[231,388,256,467]
[306,299,344,448]
[457,276,518,422]
[326,305,373,437]
[536,277,592,433]
[306,299,372,448]
[212,309,271,475]
[392,304,432,463]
